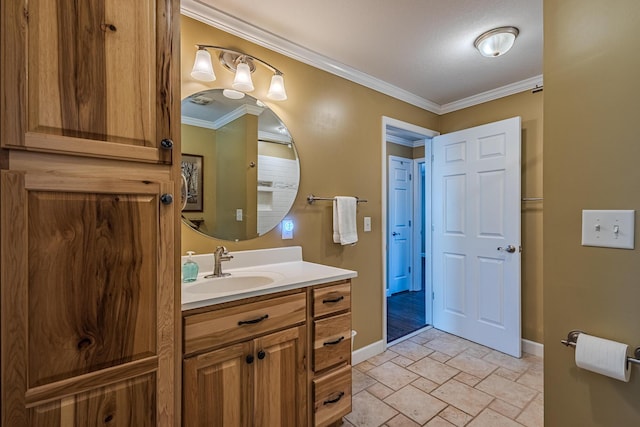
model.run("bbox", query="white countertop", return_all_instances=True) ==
[181,247,357,311]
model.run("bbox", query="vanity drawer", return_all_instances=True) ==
[184,292,306,355]
[313,365,352,427]
[313,281,351,318]
[313,312,351,371]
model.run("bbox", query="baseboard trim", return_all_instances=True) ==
[522,339,544,358]
[352,339,385,365]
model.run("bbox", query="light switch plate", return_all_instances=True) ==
[364,217,372,232]
[581,210,635,249]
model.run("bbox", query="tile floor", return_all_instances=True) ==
[344,328,543,427]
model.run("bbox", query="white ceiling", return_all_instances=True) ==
[181,0,543,114]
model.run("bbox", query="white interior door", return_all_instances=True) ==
[388,156,413,295]
[432,117,521,357]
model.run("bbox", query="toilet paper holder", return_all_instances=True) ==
[561,330,640,367]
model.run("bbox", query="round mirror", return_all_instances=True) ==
[181,89,299,241]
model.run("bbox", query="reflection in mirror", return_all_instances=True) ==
[181,89,299,241]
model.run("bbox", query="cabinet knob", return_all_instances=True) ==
[246,355,254,364]
[257,350,266,360]
[160,193,173,205]
[160,138,174,149]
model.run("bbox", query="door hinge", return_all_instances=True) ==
[409,173,412,181]
[409,220,412,227]
[432,291,435,300]
[408,266,411,273]
[431,154,434,162]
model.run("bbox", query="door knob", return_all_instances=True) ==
[392,232,399,236]
[497,245,517,253]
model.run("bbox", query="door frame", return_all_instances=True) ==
[381,116,439,348]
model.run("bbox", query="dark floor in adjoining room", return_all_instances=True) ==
[386,288,426,342]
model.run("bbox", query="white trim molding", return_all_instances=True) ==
[352,339,385,365]
[522,339,544,358]
[181,0,541,115]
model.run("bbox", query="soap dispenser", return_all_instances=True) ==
[182,251,199,283]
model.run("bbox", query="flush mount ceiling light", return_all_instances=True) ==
[191,45,288,101]
[474,26,519,57]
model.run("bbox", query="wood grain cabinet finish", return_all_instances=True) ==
[1,0,177,163]
[183,295,307,427]
[311,281,352,426]
[0,171,176,426]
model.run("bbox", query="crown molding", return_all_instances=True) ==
[440,75,543,114]
[181,0,542,115]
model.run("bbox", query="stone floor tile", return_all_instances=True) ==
[466,408,523,427]
[391,355,415,367]
[517,371,544,392]
[345,390,398,427]
[431,379,493,416]
[533,392,543,405]
[453,371,482,387]
[482,350,531,373]
[476,374,538,409]
[352,368,378,394]
[429,351,452,363]
[438,405,474,426]
[489,399,522,419]
[368,350,400,366]
[354,360,377,372]
[383,385,447,425]
[494,366,522,381]
[407,356,460,384]
[446,352,498,378]
[410,376,439,393]
[368,382,395,400]
[516,399,544,427]
[389,339,434,361]
[385,413,422,427]
[368,361,419,390]
[424,337,469,356]
[425,416,456,426]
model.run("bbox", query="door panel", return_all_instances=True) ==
[432,117,521,357]
[388,156,413,295]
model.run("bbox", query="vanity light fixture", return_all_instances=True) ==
[474,26,519,57]
[191,45,288,101]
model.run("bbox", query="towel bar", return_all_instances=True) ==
[307,194,368,204]
[561,330,640,366]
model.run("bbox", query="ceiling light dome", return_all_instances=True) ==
[474,26,519,57]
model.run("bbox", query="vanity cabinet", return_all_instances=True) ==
[1,0,177,164]
[183,292,307,427]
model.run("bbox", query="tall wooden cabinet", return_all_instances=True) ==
[1,0,180,425]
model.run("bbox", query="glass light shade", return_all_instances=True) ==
[191,49,216,81]
[475,27,519,57]
[267,74,287,101]
[222,89,245,99]
[232,62,255,92]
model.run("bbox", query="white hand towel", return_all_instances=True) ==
[333,196,358,245]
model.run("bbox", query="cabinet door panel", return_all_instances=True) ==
[183,342,252,427]
[1,0,177,163]
[254,326,307,427]
[0,170,175,425]
[29,373,156,426]
[27,190,157,387]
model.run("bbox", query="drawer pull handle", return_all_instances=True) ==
[323,391,345,405]
[323,336,345,346]
[322,295,344,304]
[238,314,269,326]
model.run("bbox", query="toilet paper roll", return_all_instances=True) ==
[575,333,631,382]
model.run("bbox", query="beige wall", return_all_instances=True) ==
[182,124,216,235]
[544,0,640,424]
[181,16,439,350]
[440,91,544,344]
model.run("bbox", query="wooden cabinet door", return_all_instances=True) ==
[1,0,178,163]
[183,342,253,427]
[0,170,175,426]
[254,326,307,427]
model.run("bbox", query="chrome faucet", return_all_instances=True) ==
[205,246,234,278]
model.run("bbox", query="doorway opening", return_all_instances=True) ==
[382,117,438,345]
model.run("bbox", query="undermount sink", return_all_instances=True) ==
[184,271,284,295]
